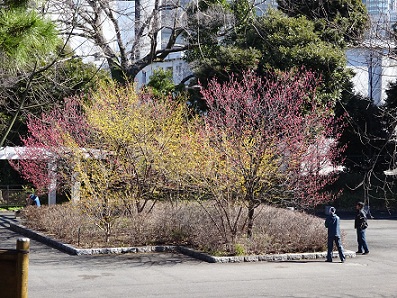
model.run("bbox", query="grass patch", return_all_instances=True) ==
[0,206,24,211]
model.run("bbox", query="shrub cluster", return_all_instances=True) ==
[21,202,328,256]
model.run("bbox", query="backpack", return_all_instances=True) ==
[360,219,368,230]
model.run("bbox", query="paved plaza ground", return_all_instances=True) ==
[1,211,397,298]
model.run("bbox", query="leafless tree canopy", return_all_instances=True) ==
[42,0,196,83]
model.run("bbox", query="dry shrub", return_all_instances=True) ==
[20,204,82,245]
[250,206,327,254]
[20,201,328,255]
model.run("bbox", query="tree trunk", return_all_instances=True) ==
[247,199,255,238]
[107,57,127,85]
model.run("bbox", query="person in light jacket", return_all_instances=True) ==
[325,207,345,262]
[26,193,41,207]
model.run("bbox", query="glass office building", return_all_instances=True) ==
[363,0,396,15]
[363,0,390,14]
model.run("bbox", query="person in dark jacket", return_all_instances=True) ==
[325,207,345,262]
[355,202,369,254]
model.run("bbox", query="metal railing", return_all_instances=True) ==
[0,186,26,207]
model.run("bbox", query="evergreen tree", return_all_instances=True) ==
[184,3,352,109]
[244,9,349,102]
[0,0,59,68]
[277,0,369,46]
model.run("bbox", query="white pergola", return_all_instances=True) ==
[0,146,82,205]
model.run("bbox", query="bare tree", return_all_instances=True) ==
[43,0,195,84]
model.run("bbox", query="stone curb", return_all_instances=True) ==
[4,217,356,263]
[8,222,177,256]
[178,246,356,263]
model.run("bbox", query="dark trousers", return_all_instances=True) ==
[327,236,345,262]
[356,229,369,253]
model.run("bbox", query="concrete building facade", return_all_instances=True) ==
[348,0,397,104]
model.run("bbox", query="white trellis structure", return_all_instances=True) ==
[0,146,90,205]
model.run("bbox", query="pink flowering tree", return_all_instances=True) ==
[10,99,91,194]
[182,70,344,238]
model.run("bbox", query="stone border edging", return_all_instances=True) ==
[178,246,356,263]
[7,222,356,263]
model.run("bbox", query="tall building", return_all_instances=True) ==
[363,0,397,14]
[347,0,397,105]
[362,0,397,38]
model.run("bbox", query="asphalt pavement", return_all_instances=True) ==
[1,211,397,298]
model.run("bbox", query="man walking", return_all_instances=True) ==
[355,202,369,254]
[325,207,345,262]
